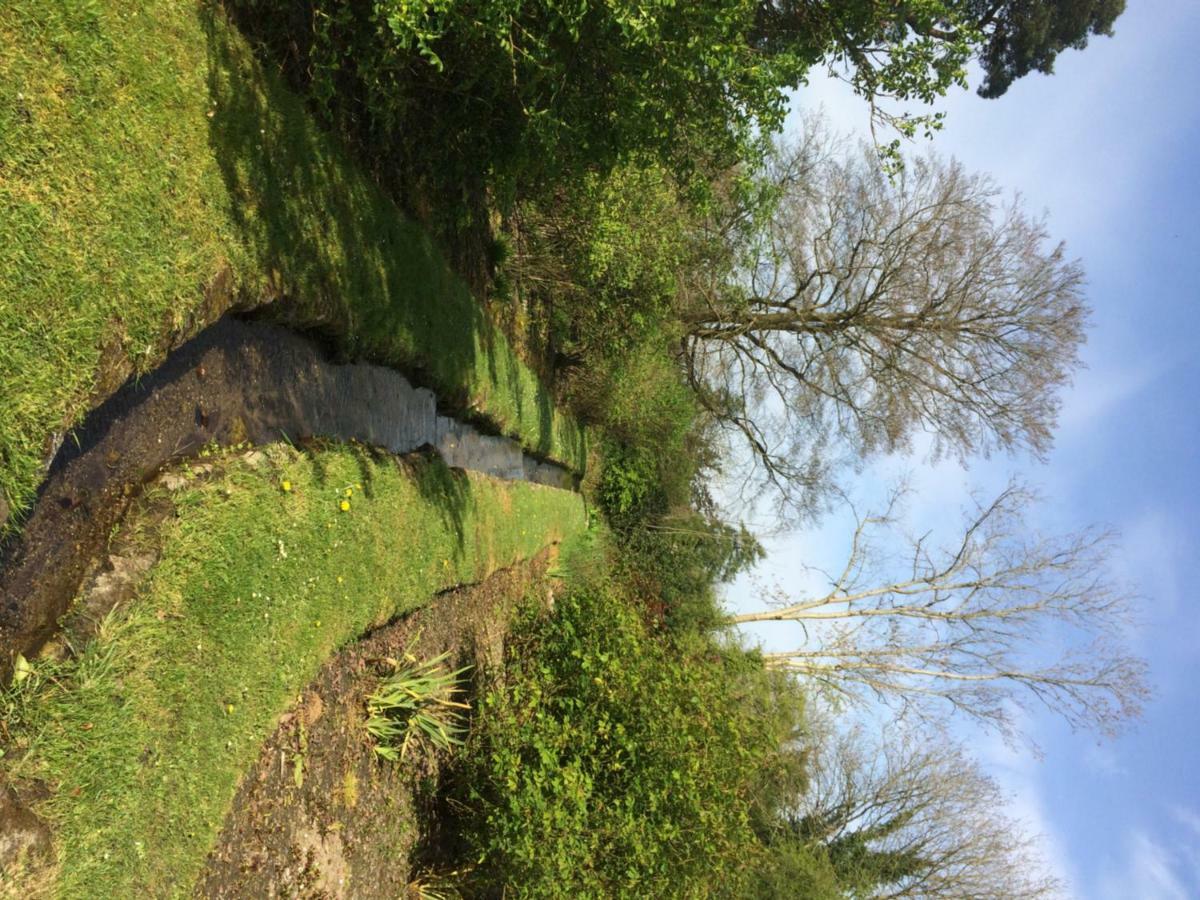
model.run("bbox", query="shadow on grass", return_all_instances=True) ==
[407,453,471,561]
[200,5,586,476]
[201,7,483,404]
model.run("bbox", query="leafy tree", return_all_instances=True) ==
[969,0,1127,98]
[752,0,1126,140]
[239,0,821,191]
[682,126,1087,516]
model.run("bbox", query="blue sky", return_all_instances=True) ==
[726,2,1200,895]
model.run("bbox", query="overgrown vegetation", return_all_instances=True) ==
[445,586,802,896]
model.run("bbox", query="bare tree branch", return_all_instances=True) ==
[731,483,1148,741]
[780,717,1065,899]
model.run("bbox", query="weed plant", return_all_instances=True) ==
[366,649,471,762]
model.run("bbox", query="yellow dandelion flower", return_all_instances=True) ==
[281,480,292,492]
[344,487,353,497]
[340,499,351,512]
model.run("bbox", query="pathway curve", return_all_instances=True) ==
[0,317,576,667]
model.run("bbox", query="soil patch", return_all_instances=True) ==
[198,550,557,898]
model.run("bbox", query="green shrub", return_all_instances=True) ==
[566,341,698,458]
[597,443,665,527]
[450,590,783,896]
[617,515,763,636]
[750,840,843,900]
[231,0,814,190]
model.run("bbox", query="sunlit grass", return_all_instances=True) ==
[0,444,585,897]
[0,0,585,531]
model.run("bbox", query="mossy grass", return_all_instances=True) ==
[0,0,585,530]
[0,444,585,897]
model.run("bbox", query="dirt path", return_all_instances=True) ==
[198,550,555,899]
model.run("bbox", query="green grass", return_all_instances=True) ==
[0,0,586,528]
[0,444,585,897]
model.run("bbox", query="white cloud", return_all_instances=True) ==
[1082,742,1127,778]
[976,716,1083,898]
[1096,830,1193,900]
[1058,360,1171,441]
[1170,807,1200,886]
[1112,507,1186,632]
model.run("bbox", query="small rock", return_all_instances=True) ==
[243,450,267,468]
[301,692,324,726]
[160,473,189,491]
[0,783,53,877]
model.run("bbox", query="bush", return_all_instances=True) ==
[449,590,785,896]
[231,0,814,192]
[597,442,666,527]
[751,840,844,900]
[617,514,763,635]
[565,341,698,457]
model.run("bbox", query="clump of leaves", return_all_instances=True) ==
[365,649,471,762]
[446,589,796,895]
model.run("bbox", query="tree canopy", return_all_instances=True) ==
[684,124,1087,516]
[752,0,1126,142]
[770,718,1065,898]
[733,482,1148,741]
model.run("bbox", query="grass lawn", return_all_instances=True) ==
[0,443,585,897]
[0,0,585,530]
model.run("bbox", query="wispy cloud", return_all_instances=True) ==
[1058,360,1171,441]
[1111,507,1186,636]
[1082,742,1127,778]
[976,712,1083,898]
[1096,829,1194,900]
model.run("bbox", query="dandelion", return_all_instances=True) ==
[281,480,292,492]
[344,487,353,498]
[340,500,351,512]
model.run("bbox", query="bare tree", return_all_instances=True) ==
[682,125,1087,516]
[730,483,1148,741]
[776,717,1064,899]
